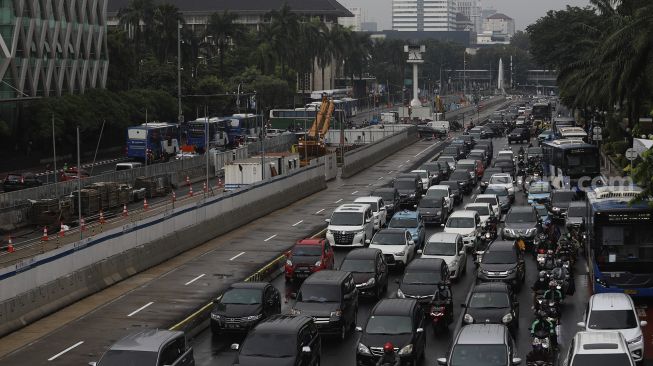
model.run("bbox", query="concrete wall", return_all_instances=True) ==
[314,153,338,181]
[341,126,419,178]
[325,125,410,144]
[0,164,326,337]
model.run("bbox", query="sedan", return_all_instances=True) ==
[461,282,519,334]
[477,240,526,291]
[501,206,541,244]
[488,173,515,200]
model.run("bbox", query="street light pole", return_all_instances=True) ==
[177,20,183,123]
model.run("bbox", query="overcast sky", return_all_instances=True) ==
[338,0,590,31]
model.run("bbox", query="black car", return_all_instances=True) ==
[477,240,526,291]
[467,151,487,168]
[492,160,515,178]
[396,258,450,309]
[210,282,281,335]
[449,169,474,195]
[356,299,426,365]
[450,139,470,155]
[417,197,447,225]
[421,162,443,184]
[548,190,576,221]
[461,282,519,334]
[486,122,505,136]
[231,315,321,366]
[372,188,400,217]
[441,146,464,160]
[394,176,422,208]
[459,135,476,150]
[291,270,358,340]
[339,248,388,299]
[440,180,463,204]
[2,172,42,192]
[508,128,529,144]
[480,168,503,192]
[501,206,541,244]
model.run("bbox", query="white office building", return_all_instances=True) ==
[392,0,457,32]
[456,0,482,34]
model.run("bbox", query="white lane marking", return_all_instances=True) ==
[398,164,404,168]
[414,143,439,157]
[292,220,304,227]
[406,160,410,163]
[48,341,84,361]
[378,177,384,180]
[185,274,205,286]
[315,209,325,214]
[127,302,154,317]
[388,171,393,174]
[230,251,246,261]
[264,234,277,242]
[351,191,359,195]
[335,199,343,203]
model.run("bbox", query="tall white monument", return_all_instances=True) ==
[405,45,426,108]
[497,58,505,94]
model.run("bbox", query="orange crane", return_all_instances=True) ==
[298,95,335,166]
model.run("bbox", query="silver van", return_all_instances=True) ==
[91,329,195,366]
[438,324,520,366]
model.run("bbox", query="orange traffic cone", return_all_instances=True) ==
[188,185,194,197]
[7,237,14,253]
[143,198,149,211]
[99,210,105,224]
[172,191,176,202]
[58,222,65,238]
[80,218,86,232]
[203,182,207,193]
[122,204,128,217]
[41,226,49,241]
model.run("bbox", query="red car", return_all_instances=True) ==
[59,167,90,182]
[284,239,334,281]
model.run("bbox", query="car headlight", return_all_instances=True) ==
[211,313,222,321]
[290,308,301,315]
[398,344,413,356]
[480,269,489,274]
[485,232,491,239]
[436,211,442,216]
[314,260,322,266]
[395,251,406,257]
[458,182,465,186]
[464,313,474,324]
[526,228,537,236]
[330,310,342,319]
[357,343,372,356]
[552,207,560,212]
[397,288,406,298]
[286,259,293,266]
[504,229,514,235]
[628,335,643,344]
[365,277,376,286]
[502,313,513,324]
[246,314,263,321]
[505,268,516,274]
[410,193,416,198]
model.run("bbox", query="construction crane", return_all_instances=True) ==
[298,95,335,166]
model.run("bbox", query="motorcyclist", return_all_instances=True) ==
[518,146,525,157]
[543,281,564,304]
[532,270,549,305]
[376,342,401,366]
[531,310,557,349]
[433,282,453,323]
[552,259,575,295]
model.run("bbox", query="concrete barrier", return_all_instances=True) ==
[314,153,338,181]
[341,126,419,178]
[0,164,326,337]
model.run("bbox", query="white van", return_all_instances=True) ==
[426,121,450,134]
[352,196,387,229]
[444,210,481,252]
[326,204,375,248]
[419,233,466,280]
[115,162,143,171]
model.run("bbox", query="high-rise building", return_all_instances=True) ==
[478,13,515,44]
[361,22,378,32]
[392,0,457,32]
[339,7,364,31]
[456,0,482,34]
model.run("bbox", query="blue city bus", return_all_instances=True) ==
[126,122,180,162]
[587,186,653,297]
[225,114,263,146]
[541,139,600,191]
[186,117,229,153]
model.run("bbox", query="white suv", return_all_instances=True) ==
[326,204,375,248]
[489,173,515,200]
[578,293,647,363]
[368,228,415,270]
[564,331,635,366]
[444,211,481,252]
[419,233,466,280]
[352,196,387,229]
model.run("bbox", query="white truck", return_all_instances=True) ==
[426,121,450,134]
[381,112,399,124]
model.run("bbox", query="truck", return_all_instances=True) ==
[426,121,450,134]
[381,112,399,124]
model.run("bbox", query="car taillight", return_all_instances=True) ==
[430,305,445,316]
[538,249,545,254]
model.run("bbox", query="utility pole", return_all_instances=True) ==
[463,51,466,100]
[76,126,82,240]
[177,20,183,124]
[52,114,59,208]
[205,105,209,195]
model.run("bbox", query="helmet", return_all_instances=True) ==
[537,310,547,318]
[438,282,447,291]
[555,259,563,267]
[538,271,547,280]
[383,342,395,354]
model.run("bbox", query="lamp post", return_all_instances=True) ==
[177,20,183,123]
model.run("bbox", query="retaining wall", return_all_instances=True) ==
[0,164,326,337]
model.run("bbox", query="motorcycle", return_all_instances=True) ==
[429,300,452,334]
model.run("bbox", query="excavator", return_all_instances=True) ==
[298,95,335,166]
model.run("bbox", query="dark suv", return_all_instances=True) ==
[548,190,576,221]
[508,128,529,144]
[501,206,541,245]
[210,282,281,335]
[461,282,519,334]
[394,177,422,208]
[397,258,450,309]
[291,270,358,340]
[442,146,464,160]
[372,188,400,217]
[477,240,525,291]
[339,248,388,299]
[449,169,474,195]
[356,299,426,365]
[231,315,321,366]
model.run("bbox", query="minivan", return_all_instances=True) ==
[444,211,481,252]
[326,204,375,247]
[92,329,194,366]
[419,232,466,280]
[339,248,388,299]
[352,196,387,229]
[438,324,521,366]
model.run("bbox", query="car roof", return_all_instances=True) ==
[573,331,630,355]
[486,184,509,191]
[109,330,185,352]
[458,159,476,164]
[476,194,498,200]
[253,315,312,334]
[392,210,418,218]
[372,298,418,316]
[508,206,535,214]
[488,240,517,251]
[303,270,349,285]
[473,282,511,293]
[465,203,491,210]
[491,173,511,178]
[428,232,461,242]
[334,204,369,213]
[568,201,586,208]
[406,258,445,271]
[590,293,635,311]
[344,248,382,260]
[296,239,324,246]
[456,324,508,345]
[429,185,449,190]
[449,210,477,218]
[377,228,409,235]
[230,282,268,290]
[354,196,382,203]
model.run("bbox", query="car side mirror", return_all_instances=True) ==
[365,239,371,244]
[641,320,648,327]
[355,326,363,332]
[366,218,372,224]
[459,251,465,255]
[289,292,297,300]
[416,327,424,333]
[325,219,331,223]
[417,249,423,254]
[437,358,448,366]
[460,303,466,308]
[88,363,97,366]
[512,357,522,365]
[577,321,586,327]
[231,343,240,351]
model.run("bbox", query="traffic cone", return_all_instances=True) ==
[122,204,128,217]
[80,217,86,232]
[203,182,207,193]
[188,185,194,197]
[58,222,65,238]
[143,198,149,211]
[218,178,223,187]
[172,191,176,202]
[41,226,49,241]
[7,237,14,253]
[185,176,190,186]
[99,210,105,224]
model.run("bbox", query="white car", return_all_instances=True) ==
[444,211,481,252]
[426,185,454,213]
[577,293,647,363]
[437,156,457,170]
[352,196,387,229]
[489,173,515,199]
[419,233,466,280]
[563,331,635,366]
[411,170,431,193]
[464,202,495,228]
[368,228,416,270]
[326,204,375,248]
[474,194,501,218]
[497,149,515,162]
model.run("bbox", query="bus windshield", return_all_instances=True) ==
[565,151,598,175]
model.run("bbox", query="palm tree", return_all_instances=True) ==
[297,19,325,91]
[268,4,299,77]
[118,0,155,53]
[254,23,277,75]
[152,4,183,63]
[205,11,243,75]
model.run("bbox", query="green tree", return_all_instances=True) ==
[152,4,183,63]
[117,0,155,53]
[267,4,299,77]
[205,11,244,75]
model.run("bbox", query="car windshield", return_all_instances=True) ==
[469,292,510,308]
[98,350,158,366]
[442,182,459,192]
[414,171,428,179]
[374,191,395,202]
[446,217,475,228]
[420,198,442,208]
[552,192,575,204]
[365,315,413,335]
[389,217,418,228]
[450,344,508,366]
[451,171,470,181]
[427,189,446,199]
[423,241,456,256]
[490,176,511,184]
[330,212,363,226]
[340,259,375,273]
[371,232,406,245]
[588,310,638,329]
[444,147,459,154]
[357,201,378,211]
[529,183,550,194]
[571,354,632,366]
[221,288,262,305]
[568,206,586,217]
[395,180,416,190]
[485,187,508,197]
[240,332,296,358]
[476,197,497,206]
[528,148,543,156]
[483,250,517,264]
[403,271,441,285]
[467,206,490,216]
[458,163,475,170]
[535,206,548,217]
[439,157,455,163]
[292,245,322,257]
[298,284,340,303]
[506,210,536,223]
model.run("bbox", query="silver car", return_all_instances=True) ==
[92,329,195,366]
